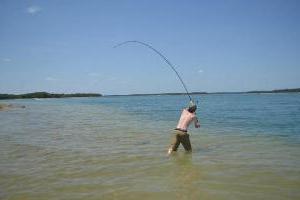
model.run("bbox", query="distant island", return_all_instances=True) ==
[0,92,102,100]
[1,88,299,100]
[246,88,300,93]
[107,88,300,97]
[108,92,208,97]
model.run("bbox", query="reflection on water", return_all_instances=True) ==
[0,94,300,199]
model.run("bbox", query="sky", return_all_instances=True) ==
[0,0,299,95]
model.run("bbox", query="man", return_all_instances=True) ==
[168,101,200,155]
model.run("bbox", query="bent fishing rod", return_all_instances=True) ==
[113,40,193,102]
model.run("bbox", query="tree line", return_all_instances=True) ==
[0,92,102,100]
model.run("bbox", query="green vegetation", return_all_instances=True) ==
[1,88,299,100]
[247,88,300,93]
[0,92,102,100]
[109,92,208,97]
[108,88,300,97]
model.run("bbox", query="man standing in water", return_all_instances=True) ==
[168,101,200,155]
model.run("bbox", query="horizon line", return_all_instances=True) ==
[1,87,300,96]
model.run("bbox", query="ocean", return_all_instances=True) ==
[0,93,299,200]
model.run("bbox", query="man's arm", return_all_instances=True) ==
[194,116,200,128]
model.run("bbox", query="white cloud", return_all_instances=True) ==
[198,69,204,73]
[26,6,42,15]
[45,77,57,81]
[108,77,117,81]
[88,73,101,77]
[1,58,11,62]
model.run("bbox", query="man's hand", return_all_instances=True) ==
[195,118,200,128]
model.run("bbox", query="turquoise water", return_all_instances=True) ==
[0,94,300,199]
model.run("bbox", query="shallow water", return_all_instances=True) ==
[0,94,300,199]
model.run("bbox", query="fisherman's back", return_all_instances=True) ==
[176,109,196,131]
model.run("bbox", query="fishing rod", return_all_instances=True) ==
[113,40,192,101]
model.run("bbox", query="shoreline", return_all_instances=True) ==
[0,92,102,100]
[105,89,300,97]
[1,88,299,100]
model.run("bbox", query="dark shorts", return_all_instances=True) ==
[169,129,192,152]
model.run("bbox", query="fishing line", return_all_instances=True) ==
[113,40,192,101]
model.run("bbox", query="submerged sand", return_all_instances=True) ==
[0,104,25,111]
[0,104,12,111]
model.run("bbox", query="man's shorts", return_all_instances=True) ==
[169,129,192,152]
